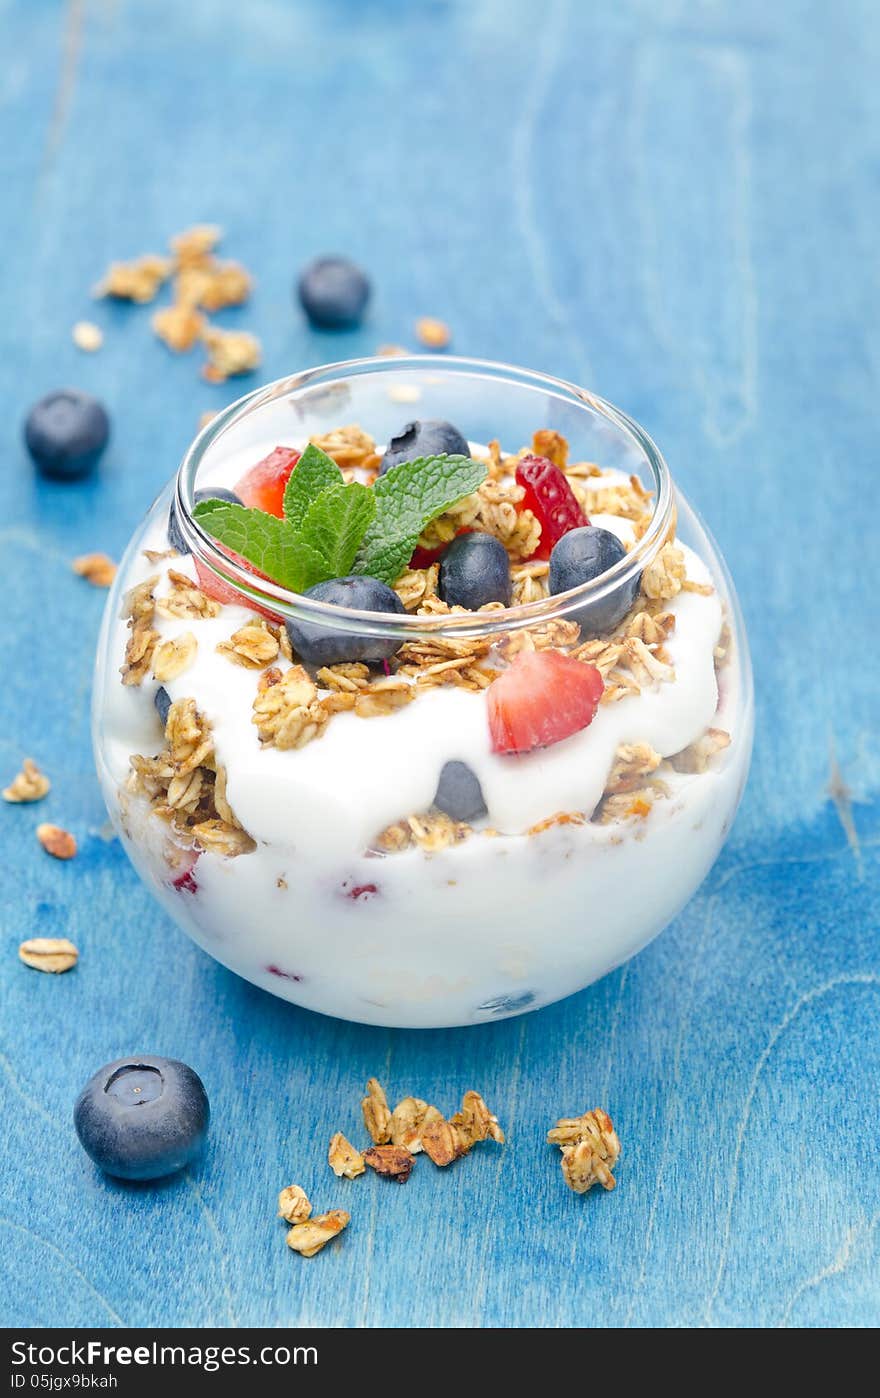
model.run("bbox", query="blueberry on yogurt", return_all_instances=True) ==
[438,532,512,610]
[379,419,470,474]
[74,1055,209,1181]
[285,575,406,668]
[434,761,487,822]
[549,526,640,635]
[154,686,172,727]
[168,487,242,555]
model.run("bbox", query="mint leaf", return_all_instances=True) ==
[299,481,376,581]
[192,500,326,594]
[283,443,343,530]
[355,453,487,585]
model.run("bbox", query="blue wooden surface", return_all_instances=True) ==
[1,0,878,1329]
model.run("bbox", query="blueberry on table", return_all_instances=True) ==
[434,761,487,822]
[285,575,406,668]
[24,390,110,480]
[549,525,640,634]
[296,256,371,328]
[154,686,172,727]
[379,419,470,474]
[74,1055,209,1181]
[438,531,512,610]
[168,487,242,555]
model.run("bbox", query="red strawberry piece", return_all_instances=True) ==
[266,964,303,982]
[193,552,282,621]
[346,882,378,901]
[488,650,603,755]
[234,445,301,518]
[409,528,474,571]
[515,454,588,560]
[170,847,200,894]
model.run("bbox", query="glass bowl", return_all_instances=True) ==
[93,356,753,1028]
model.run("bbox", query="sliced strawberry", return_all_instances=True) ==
[515,454,588,560]
[193,553,282,622]
[169,847,200,894]
[488,650,603,755]
[234,445,301,517]
[409,528,474,570]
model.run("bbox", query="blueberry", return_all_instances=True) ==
[74,1055,209,1181]
[549,526,641,634]
[285,575,406,668]
[24,390,110,480]
[168,487,242,555]
[379,419,470,475]
[297,256,371,329]
[438,531,511,610]
[434,761,487,822]
[154,686,172,727]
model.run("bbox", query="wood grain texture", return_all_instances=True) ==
[1,0,878,1328]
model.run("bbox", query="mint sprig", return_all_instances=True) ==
[354,453,487,585]
[282,443,343,530]
[299,481,376,579]
[191,500,328,593]
[192,447,488,596]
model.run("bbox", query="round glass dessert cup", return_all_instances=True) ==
[93,356,753,1029]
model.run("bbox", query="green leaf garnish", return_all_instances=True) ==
[192,500,326,594]
[354,453,487,585]
[298,481,376,581]
[282,443,343,530]
[193,450,488,596]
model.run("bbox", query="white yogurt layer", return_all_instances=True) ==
[95,443,748,1027]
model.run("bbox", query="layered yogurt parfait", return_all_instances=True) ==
[94,358,752,1027]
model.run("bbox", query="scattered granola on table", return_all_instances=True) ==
[286,1210,350,1258]
[95,254,171,303]
[415,316,451,349]
[548,1108,621,1194]
[152,302,206,353]
[277,1183,312,1224]
[3,759,50,803]
[363,1144,415,1183]
[72,552,117,588]
[18,938,79,973]
[72,321,103,352]
[328,1133,366,1179]
[361,1078,392,1145]
[35,824,77,860]
[201,326,261,383]
[91,225,258,380]
[389,1097,443,1154]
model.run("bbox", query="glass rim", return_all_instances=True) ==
[173,355,675,639]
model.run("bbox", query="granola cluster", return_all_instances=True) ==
[128,696,255,859]
[36,824,77,860]
[547,1108,621,1193]
[19,938,79,974]
[95,224,260,382]
[278,1181,350,1258]
[359,1077,504,1170]
[72,552,117,588]
[3,759,50,804]
[275,1076,503,1261]
[120,575,160,686]
[309,425,381,476]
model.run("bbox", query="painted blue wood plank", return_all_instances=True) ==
[1,0,878,1327]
